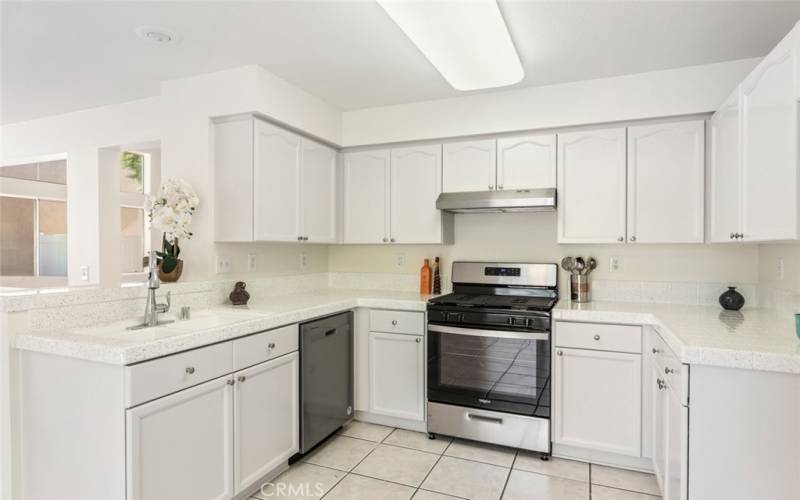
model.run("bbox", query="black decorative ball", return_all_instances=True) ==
[719,286,745,311]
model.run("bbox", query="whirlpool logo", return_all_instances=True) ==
[260,481,327,497]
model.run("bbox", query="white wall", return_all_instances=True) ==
[159,65,342,282]
[341,58,760,146]
[1,97,163,286]
[758,243,800,292]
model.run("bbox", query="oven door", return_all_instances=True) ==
[427,324,551,418]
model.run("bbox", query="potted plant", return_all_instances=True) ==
[148,179,199,282]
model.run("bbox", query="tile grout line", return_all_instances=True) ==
[497,450,518,500]
[412,436,451,499]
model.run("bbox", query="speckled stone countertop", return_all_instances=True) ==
[14,289,430,365]
[554,301,800,374]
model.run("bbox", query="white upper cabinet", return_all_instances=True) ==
[442,139,497,192]
[343,150,390,244]
[390,145,445,244]
[343,147,451,245]
[300,139,337,243]
[627,121,705,244]
[557,128,627,243]
[740,30,799,241]
[254,120,301,242]
[497,134,557,190]
[213,116,338,243]
[710,89,743,243]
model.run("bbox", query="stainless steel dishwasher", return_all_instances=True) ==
[299,311,354,453]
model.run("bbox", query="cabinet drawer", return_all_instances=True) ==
[233,324,298,372]
[556,322,642,354]
[651,328,688,405]
[369,310,424,335]
[125,342,233,407]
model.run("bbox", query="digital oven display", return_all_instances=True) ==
[484,266,521,277]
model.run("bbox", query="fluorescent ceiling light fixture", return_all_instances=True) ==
[377,0,523,91]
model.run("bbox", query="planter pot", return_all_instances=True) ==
[158,259,183,283]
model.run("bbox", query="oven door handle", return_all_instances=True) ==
[428,324,549,341]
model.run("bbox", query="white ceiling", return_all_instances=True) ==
[3,1,800,125]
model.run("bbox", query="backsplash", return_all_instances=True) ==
[591,280,758,308]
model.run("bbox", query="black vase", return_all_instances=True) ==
[719,286,745,311]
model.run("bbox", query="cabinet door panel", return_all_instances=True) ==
[391,145,443,244]
[652,363,668,491]
[126,376,233,500]
[497,134,556,190]
[666,388,688,500]
[343,150,390,244]
[300,139,337,243]
[557,128,627,243]
[553,347,641,456]
[442,140,496,193]
[627,121,705,243]
[710,90,743,243]
[234,352,299,493]
[741,34,798,241]
[254,120,301,242]
[368,332,424,421]
[214,118,254,241]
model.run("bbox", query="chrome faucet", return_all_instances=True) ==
[129,250,172,330]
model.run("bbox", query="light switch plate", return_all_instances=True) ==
[609,256,621,272]
[300,253,308,268]
[80,266,90,281]
[247,254,257,272]
[216,255,231,274]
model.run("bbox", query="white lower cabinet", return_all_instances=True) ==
[233,352,299,493]
[126,376,235,500]
[553,346,642,456]
[368,330,425,422]
[125,331,300,500]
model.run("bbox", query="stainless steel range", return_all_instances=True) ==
[426,261,558,455]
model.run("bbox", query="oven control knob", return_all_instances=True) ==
[506,317,515,326]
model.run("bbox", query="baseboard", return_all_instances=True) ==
[552,443,655,473]
[354,411,426,433]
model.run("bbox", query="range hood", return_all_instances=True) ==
[436,188,556,213]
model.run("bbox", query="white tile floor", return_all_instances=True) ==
[250,421,661,500]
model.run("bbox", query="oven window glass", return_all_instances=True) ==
[428,330,550,418]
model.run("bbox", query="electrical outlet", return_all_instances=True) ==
[247,254,257,272]
[396,253,406,267]
[609,256,621,272]
[80,266,90,281]
[216,255,231,274]
[300,252,308,268]
[778,258,785,281]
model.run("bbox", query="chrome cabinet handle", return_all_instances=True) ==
[390,238,396,243]
[185,366,195,375]
[652,348,660,354]
[226,379,235,386]
[617,236,624,242]
[730,232,736,240]
[630,236,637,242]
[488,184,494,190]
[391,320,398,326]
[498,185,504,190]
[556,350,563,356]
[382,237,388,243]
[593,334,601,341]
[237,375,246,383]
[657,378,666,390]
[415,338,421,343]
[297,236,303,241]
[665,367,675,375]
[267,342,276,350]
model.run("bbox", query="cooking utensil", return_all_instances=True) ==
[587,257,597,274]
[574,257,586,275]
[560,257,575,274]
